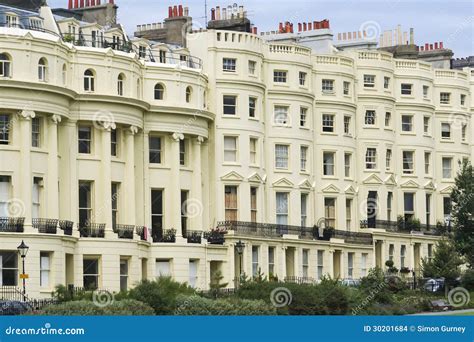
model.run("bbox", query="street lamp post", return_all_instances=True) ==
[235,240,245,282]
[17,240,29,302]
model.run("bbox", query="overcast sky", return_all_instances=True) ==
[47,0,473,57]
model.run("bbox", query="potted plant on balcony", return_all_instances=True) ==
[162,228,176,243]
[322,227,335,240]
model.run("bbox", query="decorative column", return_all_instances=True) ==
[124,126,138,226]
[99,121,115,238]
[170,132,183,238]
[190,136,204,230]
[17,110,35,232]
[47,115,61,220]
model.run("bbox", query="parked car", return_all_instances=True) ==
[423,278,445,292]
[341,278,360,287]
[0,301,32,316]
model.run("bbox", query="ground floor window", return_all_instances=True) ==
[120,258,129,292]
[0,252,18,286]
[83,257,100,290]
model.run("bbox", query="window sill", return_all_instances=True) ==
[364,169,380,173]
[423,134,432,138]
[400,95,415,99]
[343,133,353,138]
[400,132,416,136]
[299,126,311,131]
[321,132,337,136]
[222,115,240,119]
[363,126,379,129]
[180,167,193,172]
[31,148,48,155]
[77,155,101,161]
[300,171,310,176]
[401,173,416,178]
[440,139,454,143]
[149,164,171,170]
[274,169,292,174]
[322,175,338,180]
[272,124,292,128]
[248,117,260,122]
[384,127,393,131]
[273,83,289,87]
[321,91,336,96]
[223,162,242,167]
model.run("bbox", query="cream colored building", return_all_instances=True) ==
[0,4,472,299]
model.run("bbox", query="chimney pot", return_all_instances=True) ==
[168,6,173,18]
[430,43,433,50]
[97,0,101,5]
[91,0,95,6]
[440,41,443,49]
[337,33,341,40]
[74,0,79,8]
[303,22,307,31]
[216,6,221,20]
[184,7,189,16]
[425,43,429,50]
[80,0,84,7]
[298,23,302,32]
[290,23,294,33]
[434,42,438,49]
[279,22,283,33]
[178,5,183,17]
[315,21,321,29]
[211,8,216,20]
[68,0,73,9]
[173,5,178,17]
[308,22,312,30]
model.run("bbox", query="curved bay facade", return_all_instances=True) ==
[0,19,472,298]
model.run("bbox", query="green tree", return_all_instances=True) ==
[209,271,228,298]
[450,160,474,267]
[421,239,463,283]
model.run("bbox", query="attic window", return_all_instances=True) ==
[6,14,18,28]
[30,19,43,29]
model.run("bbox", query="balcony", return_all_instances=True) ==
[0,217,25,233]
[63,33,134,53]
[0,22,61,37]
[218,221,374,245]
[113,224,135,239]
[184,230,203,244]
[136,226,149,241]
[32,218,59,234]
[203,230,225,245]
[152,228,176,243]
[360,219,444,236]
[59,220,74,236]
[79,223,106,238]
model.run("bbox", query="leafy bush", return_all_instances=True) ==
[127,277,195,315]
[41,300,154,316]
[175,295,276,315]
[461,269,474,291]
[358,268,395,304]
[236,277,350,315]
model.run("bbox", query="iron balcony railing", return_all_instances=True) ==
[184,230,203,244]
[152,228,176,243]
[203,230,226,245]
[59,220,74,236]
[218,221,374,245]
[79,223,106,238]
[359,219,445,236]
[0,22,61,37]
[0,217,25,233]
[135,226,148,241]
[113,224,135,239]
[32,218,59,234]
[284,276,318,285]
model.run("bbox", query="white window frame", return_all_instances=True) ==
[275,144,289,169]
[224,136,238,163]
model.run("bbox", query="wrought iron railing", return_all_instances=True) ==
[59,220,74,236]
[113,224,135,239]
[152,228,176,243]
[79,223,106,238]
[136,226,148,241]
[203,230,226,245]
[0,22,61,37]
[360,219,444,236]
[218,221,374,245]
[284,276,318,285]
[184,230,203,244]
[0,217,25,233]
[32,218,59,234]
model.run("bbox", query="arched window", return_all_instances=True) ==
[62,63,67,85]
[185,86,192,103]
[0,53,12,77]
[38,58,47,82]
[84,69,95,92]
[117,73,125,96]
[154,83,165,100]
